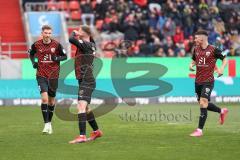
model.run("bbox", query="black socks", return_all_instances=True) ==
[198,108,207,129]
[48,105,55,122]
[87,111,99,131]
[207,103,221,113]
[78,113,87,135]
[197,103,221,130]
[41,104,55,123]
[41,103,48,123]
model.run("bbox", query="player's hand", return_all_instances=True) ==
[73,30,79,36]
[189,65,195,71]
[217,68,224,78]
[32,62,38,69]
[51,55,58,62]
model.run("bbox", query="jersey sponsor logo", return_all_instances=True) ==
[51,48,56,53]
[198,57,208,66]
[43,54,49,61]
[41,54,53,63]
[199,57,205,64]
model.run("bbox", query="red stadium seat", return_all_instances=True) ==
[104,51,115,58]
[69,1,80,11]
[95,19,104,30]
[91,0,97,9]
[47,1,58,11]
[133,0,147,7]
[68,27,78,35]
[70,10,81,21]
[58,1,68,11]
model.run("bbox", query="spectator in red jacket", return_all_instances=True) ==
[173,26,184,44]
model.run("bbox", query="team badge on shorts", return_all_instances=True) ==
[205,88,210,95]
[79,90,84,96]
[51,48,56,53]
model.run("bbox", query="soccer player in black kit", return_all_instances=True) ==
[29,25,67,134]
[68,25,103,144]
[189,30,228,137]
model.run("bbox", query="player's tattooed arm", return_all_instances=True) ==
[189,60,196,71]
[28,43,38,69]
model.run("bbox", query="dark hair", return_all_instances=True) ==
[81,25,95,44]
[195,30,208,36]
[42,25,52,31]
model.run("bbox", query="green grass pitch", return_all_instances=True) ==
[0,104,240,160]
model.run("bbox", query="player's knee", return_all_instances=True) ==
[86,105,90,112]
[199,99,208,108]
[41,97,48,104]
[48,99,55,106]
[77,103,87,113]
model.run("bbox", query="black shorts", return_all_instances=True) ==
[37,76,58,97]
[78,79,96,104]
[195,82,214,101]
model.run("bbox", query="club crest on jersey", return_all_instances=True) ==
[206,51,210,57]
[51,48,56,53]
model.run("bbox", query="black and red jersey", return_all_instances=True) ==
[29,39,67,79]
[69,32,96,82]
[192,45,225,83]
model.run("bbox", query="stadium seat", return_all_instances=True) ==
[91,0,97,9]
[133,0,147,7]
[69,1,80,11]
[68,27,78,35]
[70,10,81,21]
[58,1,68,11]
[47,1,58,11]
[95,19,104,30]
[104,51,115,58]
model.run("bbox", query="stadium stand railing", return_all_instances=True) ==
[0,42,28,59]
[0,0,28,59]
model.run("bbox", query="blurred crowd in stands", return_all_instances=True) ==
[23,0,240,57]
